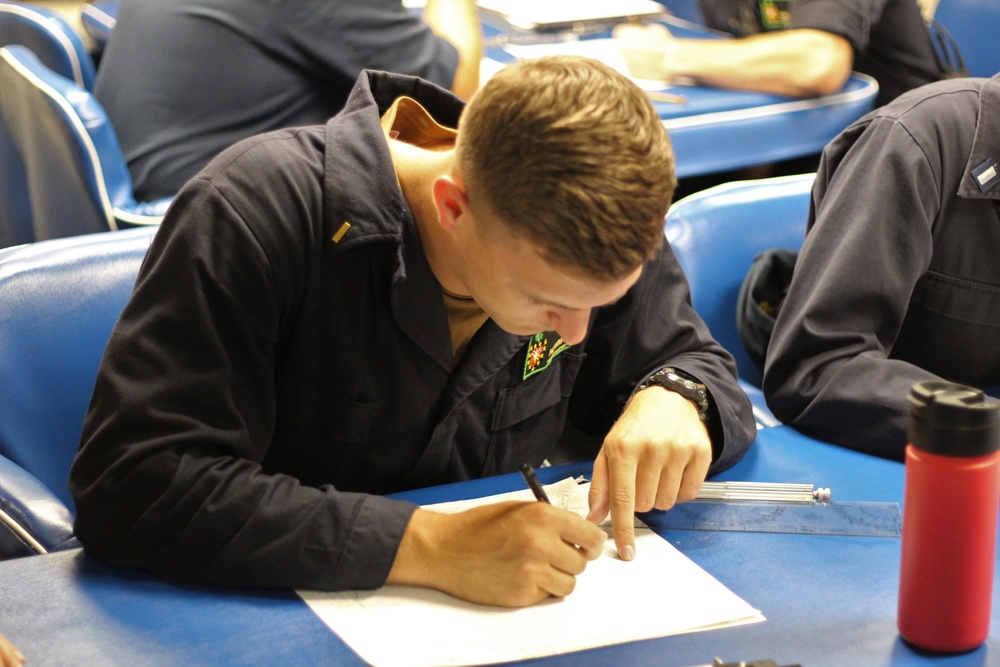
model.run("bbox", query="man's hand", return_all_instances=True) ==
[587,386,712,560]
[614,23,677,81]
[388,501,606,607]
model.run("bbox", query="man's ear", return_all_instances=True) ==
[432,174,470,234]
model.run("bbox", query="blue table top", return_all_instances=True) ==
[2,424,998,666]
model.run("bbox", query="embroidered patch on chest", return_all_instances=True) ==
[758,0,790,29]
[523,333,571,380]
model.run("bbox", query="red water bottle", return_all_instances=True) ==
[898,381,1000,653]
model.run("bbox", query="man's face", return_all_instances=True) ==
[454,205,641,346]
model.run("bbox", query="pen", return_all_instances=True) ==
[520,463,551,504]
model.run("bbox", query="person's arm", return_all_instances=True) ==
[422,0,482,99]
[69,151,431,592]
[571,242,757,560]
[615,23,853,97]
[762,116,944,458]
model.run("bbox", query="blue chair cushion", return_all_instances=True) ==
[0,1,95,89]
[666,174,814,390]
[0,45,162,241]
[0,226,156,511]
[0,453,77,557]
[933,0,1000,79]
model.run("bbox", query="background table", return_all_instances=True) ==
[2,425,998,666]
[81,2,878,180]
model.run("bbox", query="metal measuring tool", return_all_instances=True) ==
[645,482,902,537]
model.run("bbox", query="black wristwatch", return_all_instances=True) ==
[636,367,709,422]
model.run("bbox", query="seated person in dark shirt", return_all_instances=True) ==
[763,72,1000,459]
[95,0,482,201]
[69,56,756,606]
[615,0,948,105]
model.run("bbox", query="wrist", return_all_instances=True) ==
[387,508,442,588]
[635,367,709,422]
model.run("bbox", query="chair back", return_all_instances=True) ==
[665,174,814,388]
[0,1,95,89]
[0,45,146,242]
[81,0,118,54]
[0,90,31,248]
[0,226,156,513]
[0,2,99,247]
[933,0,1000,79]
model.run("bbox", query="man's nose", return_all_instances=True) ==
[548,309,590,345]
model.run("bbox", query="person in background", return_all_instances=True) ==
[763,72,1000,459]
[615,0,951,106]
[95,0,481,201]
[69,55,755,607]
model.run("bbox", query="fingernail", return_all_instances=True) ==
[621,545,635,561]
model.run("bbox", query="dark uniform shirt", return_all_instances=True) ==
[697,0,944,105]
[764,73,1000,459]
[70,70,756,592]
[95,0,459,202]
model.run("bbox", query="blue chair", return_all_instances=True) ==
[0,1,95,89]
[0,45,167,244]
[665,173,815,425]
[657,0,704,25]
[0,225,157,559]
[933,0,1000,78]
[0,1,97,247]
[81,1,118,54]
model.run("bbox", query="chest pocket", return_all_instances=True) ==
[275,376,378,444]
[895,270,1000,383]
[483,351,585,475]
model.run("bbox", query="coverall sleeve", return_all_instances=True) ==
[762,116,942,459]
[70,173,416,591]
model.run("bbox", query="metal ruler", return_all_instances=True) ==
[641,499,903,537]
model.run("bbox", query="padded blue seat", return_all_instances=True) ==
[0,45,167,245]
[934,0,1000,78]
[0,225,157,558]
[81,1,118,53]
[665,174,815,424]
[0,2,99,247]
[0,1,95,89]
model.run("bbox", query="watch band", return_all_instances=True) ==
[637,367,709,422]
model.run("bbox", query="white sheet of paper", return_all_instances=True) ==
[476,0,666,29]
[298,479,764,667]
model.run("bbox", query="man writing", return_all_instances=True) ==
[70,56,755,606]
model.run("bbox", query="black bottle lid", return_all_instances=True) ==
[907,381,1000,457]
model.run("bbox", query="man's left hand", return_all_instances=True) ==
[586,385,712,560]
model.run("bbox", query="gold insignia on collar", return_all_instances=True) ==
[331,221,352,244]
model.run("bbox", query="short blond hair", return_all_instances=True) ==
[455,55,676,280]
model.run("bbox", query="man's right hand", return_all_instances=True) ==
[387,501,607,607]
